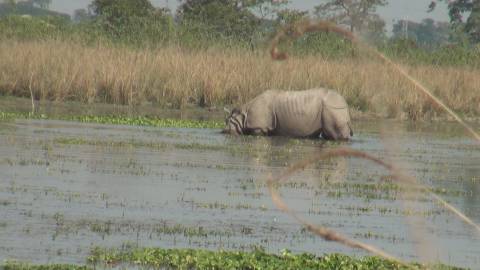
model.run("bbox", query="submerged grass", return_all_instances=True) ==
[53,137,223,152]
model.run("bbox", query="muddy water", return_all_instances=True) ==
[0,118,478,268]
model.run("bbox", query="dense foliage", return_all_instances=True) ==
[314,0,387,33]
[0,0,65,18]
[392,19,450,48]
[0,0,480,56]
[0,0,479,65]
[177,0,260,43]
[429,0,480,42]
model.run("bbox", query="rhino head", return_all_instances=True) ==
[222,107,246,135]
[321,91,353,141]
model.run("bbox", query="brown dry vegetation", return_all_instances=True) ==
[0,40,479,119]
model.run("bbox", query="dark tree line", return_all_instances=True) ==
[429,0,480,42]
[2,0,480,46]
[392,18,450,48]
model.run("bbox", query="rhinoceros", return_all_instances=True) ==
[223,88,353,140]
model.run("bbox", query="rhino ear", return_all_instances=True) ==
[231,108,241,114]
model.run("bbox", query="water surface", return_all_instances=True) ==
[0,117,478,268]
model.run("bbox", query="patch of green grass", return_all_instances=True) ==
[70,115,223,129]
[0,111,224,129]
[2,247,464,270]
[86,247,462,270]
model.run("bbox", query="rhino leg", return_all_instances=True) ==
[307,130,322,139]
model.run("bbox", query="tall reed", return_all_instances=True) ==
[0,39,478,119]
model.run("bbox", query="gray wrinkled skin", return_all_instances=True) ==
[223,88,353,140]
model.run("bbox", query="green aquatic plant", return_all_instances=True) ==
[0,111,224,129]
[86,247,462,270]
[2,247,464,269]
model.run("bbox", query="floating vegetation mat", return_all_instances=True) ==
[0,111,224,129]
[2,247,463,270]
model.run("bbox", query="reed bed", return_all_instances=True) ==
[0,39,479,119]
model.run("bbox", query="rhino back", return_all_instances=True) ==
[273,89,327,137]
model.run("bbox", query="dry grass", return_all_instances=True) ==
[0,39,479,119]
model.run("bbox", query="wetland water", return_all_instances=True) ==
[0,118,478,268]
